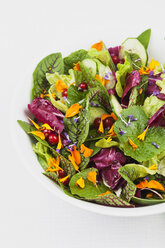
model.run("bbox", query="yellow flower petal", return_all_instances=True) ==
[28,117,41,130]
[68,154,79,171]
[70,146,81,165]
[138,126,149,141]
[98,118,104,133]
[80,144,93,158]
[57,132,63,150]
[148,180,165,191]
[59,175,70,183]
[65,103,82,118]
[73,62,81,71]
[56,80,68,92]
[41,123,54,130]
[148,164,157,170]
[136,179,148,189]
[87,171,97,185]
[28,131,45,140]
[107,137,112,142]
[91,40,103,51]
[76,177,85,188]
[128,138,138,151]
[95,74,106,86]
[148,59,160,71]
[97,191,111,196]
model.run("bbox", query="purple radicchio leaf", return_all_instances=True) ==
[28,97,64,133]
[148,104,165,128]
[121,70,141,106]
[108,46,121,57]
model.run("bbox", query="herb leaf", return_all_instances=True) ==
[31,53,64,100]
[137,29,151,50]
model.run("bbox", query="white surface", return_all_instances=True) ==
[1,0,165,247]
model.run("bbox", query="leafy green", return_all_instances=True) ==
[137,29,151,50]
[64,93,91,147]
[114,106,165,162]
[119,163,156,202]
[17,120,76,176]
[115,52,133,97]
[31,53,64,100]
[88,141,101,157]
[95,139,119,148]
[69,168,134,207]
[143,96,165,118]
[89,107,107,125]
[63,49,90,74]
[129,53,142,70]
[79,62,111,112]
[156,79,165,94]
[132,196,165,206]
[67,85,88,106]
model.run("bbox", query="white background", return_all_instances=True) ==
[1,0,165,247]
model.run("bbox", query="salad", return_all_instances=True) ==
[18,29,165,208]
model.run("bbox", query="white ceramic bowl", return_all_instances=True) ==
[10,35,165,217]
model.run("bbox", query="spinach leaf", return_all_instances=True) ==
[67,85,88,106]
[114,106,165,162]
[79,62,111,112]
[132,196,165,206]
[137,29,151,50]
[64,49,90,74]
[31,53,64,100]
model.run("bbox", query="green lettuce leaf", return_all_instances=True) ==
[114,106,165,162]
[31,53,64,100]
[95,139,119,148]
[143,95,165,118]
[63,49,90,74]
[115,52,133,97]
[156,79,165,94]
[67,84,88,106]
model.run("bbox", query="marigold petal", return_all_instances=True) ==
[98,118,104,133]
[28,131,45,140]
[56,80,68,92]
[148,180,165,191]
[65,103,82,118]
[59,175,70,183]
[73,62,81,71]
[28,117,41,130]
[80,144,93,158]
[68,154,79,171]
[97,191,111,196]
[76,177,85,188]
[57,132,63,150]
[128,138,138,151]
[71,146,81,165]
[87,171,97,185]
[136,179,149,189]
[91,40,103,51]
[95,74,105,86]
[148,59,160,71]
[138,126,149,141]
[41,123,54,130]
[101,114,111,120]
[148,164,157,170]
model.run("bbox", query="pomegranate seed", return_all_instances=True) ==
[58,170,65,178]
[111,55,119,65]
[94,118,101,129]
[103,117,114,129]
[62,177,70,186]
[78,82,88,91]
[62,88,68,97]
[42,129,53,138]
[48,133,59,146]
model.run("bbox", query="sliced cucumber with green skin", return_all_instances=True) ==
[119,38,148,66]
[81,59,96,77]
[109,94,122,117]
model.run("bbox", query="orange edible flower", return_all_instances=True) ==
[80,144,93,158]
[139,88,143,94]
[139,59,160,75]
[136,179,149,189]
[91,40,103,51]
[97,191,111,196]
[128,138,138,151]
[76,177,85,188]
[68,154,79,171]
[87,171,97,185]
[70,146,81,165]
[148,180,165,191]
[65,103,82,118]
[41,123,54,130]
[56,80,68,92]
[59,175,70,183]
[95,74,106,86]
[73,62,81,71]
[28,117,41,130]
[98,118,104,133]
[110,112,117,121]
[137,126,149,141]
[136,179,164,191]
[108,123,117,137]
[46,156,62,172]
[28,131,45,140]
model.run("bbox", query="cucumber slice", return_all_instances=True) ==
[81,59,96,77]
[109,94,122,117]
[119,38,147,66]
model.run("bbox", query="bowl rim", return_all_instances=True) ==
[10,69,165,218]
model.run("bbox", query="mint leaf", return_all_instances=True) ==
[17,120,76,176]
[79,62,111,112]
[64,49,90,74]
[31,53,64,100]
[137,29,151,50]
[114,106,165,162]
